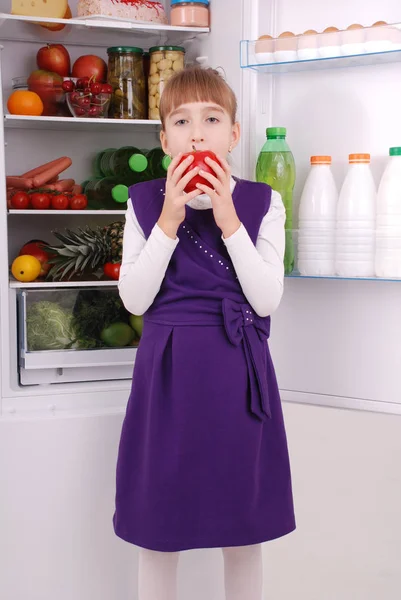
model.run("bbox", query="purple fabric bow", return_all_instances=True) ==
[222,298,272,421]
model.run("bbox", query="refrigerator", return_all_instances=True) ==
[1,0,401,599]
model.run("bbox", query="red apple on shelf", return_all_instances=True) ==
[36,44,71,77]
[19,240,52,277]
[72,55,108,82]
[179,149,221,194]
[27,70,64,116]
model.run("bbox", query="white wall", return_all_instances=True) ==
[1,403,400,600]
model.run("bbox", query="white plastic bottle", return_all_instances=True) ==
[298,155,338,275]
[335,153,376,277]
[375,147,401,278]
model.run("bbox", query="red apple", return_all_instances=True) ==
[37,44,71,77]
[72,55,107,82]
[27,70,64,116]
[179,150,221,193]
[19,240,51,277]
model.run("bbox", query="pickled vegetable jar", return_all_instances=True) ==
[148,46,185,120]
[107,46,146,120]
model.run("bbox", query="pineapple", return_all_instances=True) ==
[46,221,124,281]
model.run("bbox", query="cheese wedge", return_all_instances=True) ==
[12,0,68,19]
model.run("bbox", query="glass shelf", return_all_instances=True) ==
[286,271,401,282]
[0,13,209,47]
[4,115,161,132]
[240,22,401,73]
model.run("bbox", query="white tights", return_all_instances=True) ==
[138,544,263,600]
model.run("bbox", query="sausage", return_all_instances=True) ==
[6,176,33,190]
[71,184,83,195]
[53,178,75,192]
[32,157,72,188]
[21,157,71,179]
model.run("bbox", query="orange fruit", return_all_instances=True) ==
[7,90,44,116]
[40,5,72,31]
[11,255,42,282]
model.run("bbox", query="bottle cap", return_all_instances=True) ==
[129,153,148,173]
[349,153,370,163]
[162,154,172,171]
[311,155,331,164]
[111,184,129,203]
[266,127,286,138]
[389,147,401,156]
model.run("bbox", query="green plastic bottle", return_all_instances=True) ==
[256,127,296,274]
[145,147,172,179]
[99,146,148,179]
[85,177,129,210]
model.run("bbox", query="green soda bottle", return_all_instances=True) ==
[86,177,129,210]
[100,146,148,180]
[256,127,296,274]
[145,147,172,179]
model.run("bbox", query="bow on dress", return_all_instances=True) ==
[222,298,272,422]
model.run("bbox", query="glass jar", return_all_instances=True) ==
[170,0,209,27]
[107,46,146,120]
[148,46,185,120]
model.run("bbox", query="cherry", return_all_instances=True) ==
[62,80,74,93]
[100,84,113,94]
[75,107,86,116]
[90,82,102,94]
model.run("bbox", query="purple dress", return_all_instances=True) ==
[113,177,295,552]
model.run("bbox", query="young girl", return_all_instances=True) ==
[113,66,295,600]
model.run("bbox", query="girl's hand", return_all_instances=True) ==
[158,153,202,239]
[196,154,241,239]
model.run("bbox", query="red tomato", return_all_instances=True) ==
[69,194,88,210]
[51,194,69,210]
[103,262,121,280]
[10,191,30,210]
[19,241,51,277]
[31,192,51,210]
[179,150,221,194]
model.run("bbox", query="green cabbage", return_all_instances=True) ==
[26,301,78,351]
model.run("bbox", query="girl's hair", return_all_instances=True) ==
[159,66,237,129]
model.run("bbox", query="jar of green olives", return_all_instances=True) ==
[107,47,146,120]
[148,46,185,120]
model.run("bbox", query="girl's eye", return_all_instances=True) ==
[207,117,219,123]
[175,119,187,126]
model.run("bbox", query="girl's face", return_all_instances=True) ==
[160,101,240,159]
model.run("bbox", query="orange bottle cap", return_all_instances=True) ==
[311,155,332,164]
[349,153,370,162]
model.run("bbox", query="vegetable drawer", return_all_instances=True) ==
[17,287,140,385]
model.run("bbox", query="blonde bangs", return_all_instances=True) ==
[159,67,237,128]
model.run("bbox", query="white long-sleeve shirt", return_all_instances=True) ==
[118,181,285,318]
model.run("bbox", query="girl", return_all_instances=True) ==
[113,66,295,600]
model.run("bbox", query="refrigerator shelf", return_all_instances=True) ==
[10,280,118,289]
[0,13,209,47]
[4,115,161,132]
[8,210,126,215]
[240,29,401,74]
[286,272,401,282]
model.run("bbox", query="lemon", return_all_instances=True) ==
[11,255,42,282]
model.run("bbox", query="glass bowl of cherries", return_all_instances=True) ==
[63,77,113,118]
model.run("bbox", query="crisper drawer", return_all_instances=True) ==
[17,287,141,386]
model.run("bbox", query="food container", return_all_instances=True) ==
[274,32,298,62]
[297,30,319,60]
[170,0,210,28]
[107,46,146,120]
[341,24,365,56]
[319,27,342,58]
[66,90,111,118]
[77,0,168,23]
[12,77,28,91]
[148,46,185,120]
[255,35,275,64]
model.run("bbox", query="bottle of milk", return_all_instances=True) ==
[298,155,338,275]
[335,153,376,277]
[375,147,401,278]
